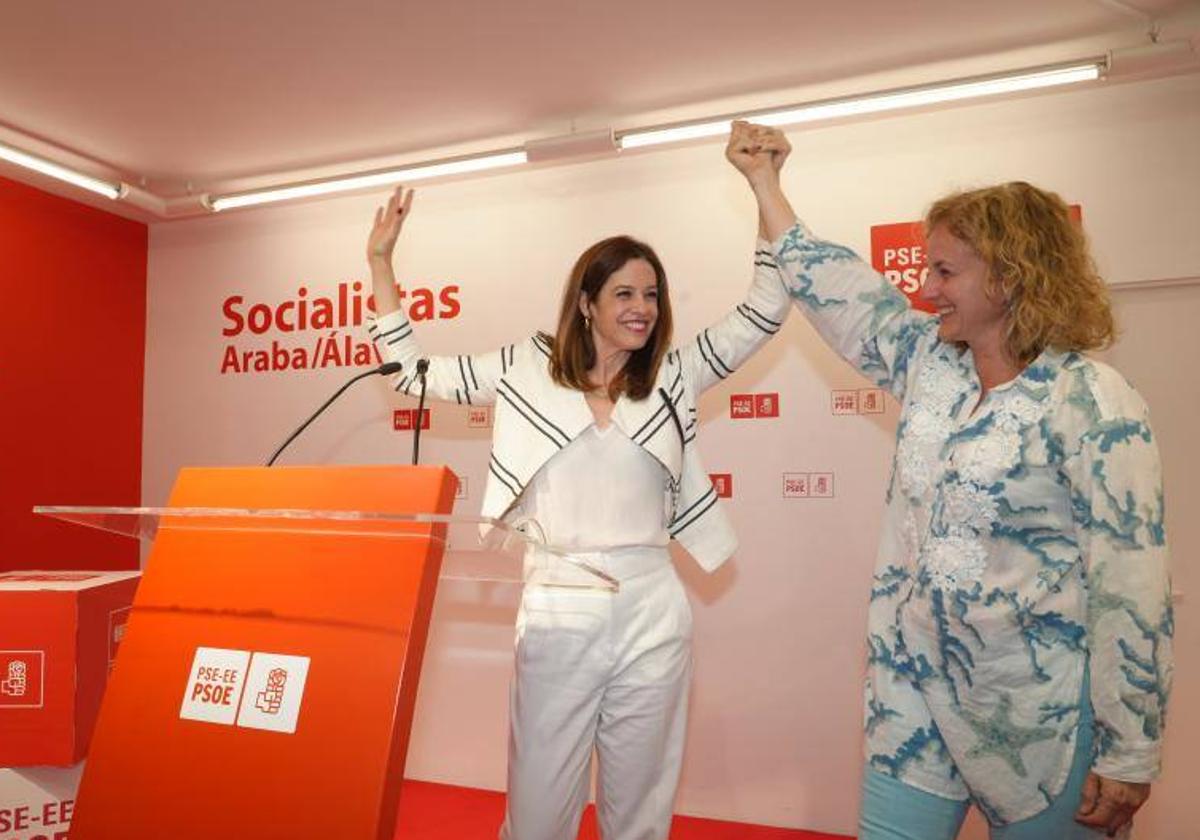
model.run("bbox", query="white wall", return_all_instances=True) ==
[143,72,1200,838]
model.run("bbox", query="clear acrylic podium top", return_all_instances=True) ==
[33,506,619,592]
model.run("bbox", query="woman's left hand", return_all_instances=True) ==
[1074,772,1150,835]
[725,121,791,184]
[367,186,414,265]
[761,125,791,173]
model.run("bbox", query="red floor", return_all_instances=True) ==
[394,780,851,839]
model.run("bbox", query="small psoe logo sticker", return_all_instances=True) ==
[831,390,859,415]
[256,668,288,714]
[731,393,781,419]
[754,393,779,418]
[859,388,885,414]
[467,407,492,429]
[0,651,44,708]
[831,388,885,415]
[179,647,310,734]
[730,394,755,419]
[710,473,733,498]
[393,408,431,431]
[783,472,835,499]
[2,661,27,697]
[783,473,809,498]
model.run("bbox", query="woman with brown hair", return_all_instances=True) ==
[364,177,791,840]
[727,121,1172,839]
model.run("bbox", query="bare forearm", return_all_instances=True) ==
[369,256,403,317]
[749,176,797,242]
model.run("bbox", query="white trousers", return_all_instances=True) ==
[499,549,692,840]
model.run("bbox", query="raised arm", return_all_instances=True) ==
[727,121,935,400]
[669,126,793,393]
[725,120,798,242]
[368,186,415,317]
[673,240,791,395]
[366,187,507,405]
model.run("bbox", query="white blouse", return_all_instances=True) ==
[519,423,671,552]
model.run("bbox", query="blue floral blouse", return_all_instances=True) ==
[773,222,1173,824]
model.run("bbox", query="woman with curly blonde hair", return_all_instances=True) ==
[925,181,1115,366]
[726,122,1172,839]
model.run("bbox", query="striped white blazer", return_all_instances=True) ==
[368,243,789,571]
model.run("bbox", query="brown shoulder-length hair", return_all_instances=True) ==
[925,181,1115,366]
[544,235,673,401]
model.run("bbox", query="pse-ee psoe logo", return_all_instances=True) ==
[179,647,310,734]
[0,650,45,708]
[730,393,780,419]
[831,388,886,416]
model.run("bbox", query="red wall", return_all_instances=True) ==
[0,175,147,571]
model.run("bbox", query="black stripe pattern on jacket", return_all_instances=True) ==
[488,453,522,498]
[670,485,719,537]
[696,329,734,379]
[495,380,570,448]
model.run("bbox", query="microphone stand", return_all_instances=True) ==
[265,362,401,466]
[411,359,430,466]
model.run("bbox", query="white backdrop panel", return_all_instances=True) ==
[142,73,1199,837]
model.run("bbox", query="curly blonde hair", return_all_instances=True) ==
[925,182,1115,366]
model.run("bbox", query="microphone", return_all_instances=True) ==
[265,362,403,466]
[411,359,430,466]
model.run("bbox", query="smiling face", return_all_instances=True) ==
[922,224,1009,353]
[580,257,659,359]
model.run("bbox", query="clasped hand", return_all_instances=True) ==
[725,120,791,183]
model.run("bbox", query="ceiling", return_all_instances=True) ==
[1,0,1196,218]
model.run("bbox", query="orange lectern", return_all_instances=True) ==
[61,465,456,840]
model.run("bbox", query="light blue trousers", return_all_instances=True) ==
[859,690,1112,840]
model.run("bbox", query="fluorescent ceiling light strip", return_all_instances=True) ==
[756,63,1102,126]
[210,150,528,211]
[207,59,1101,213]
[619,61,1102,150]
[0,141,125,199]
